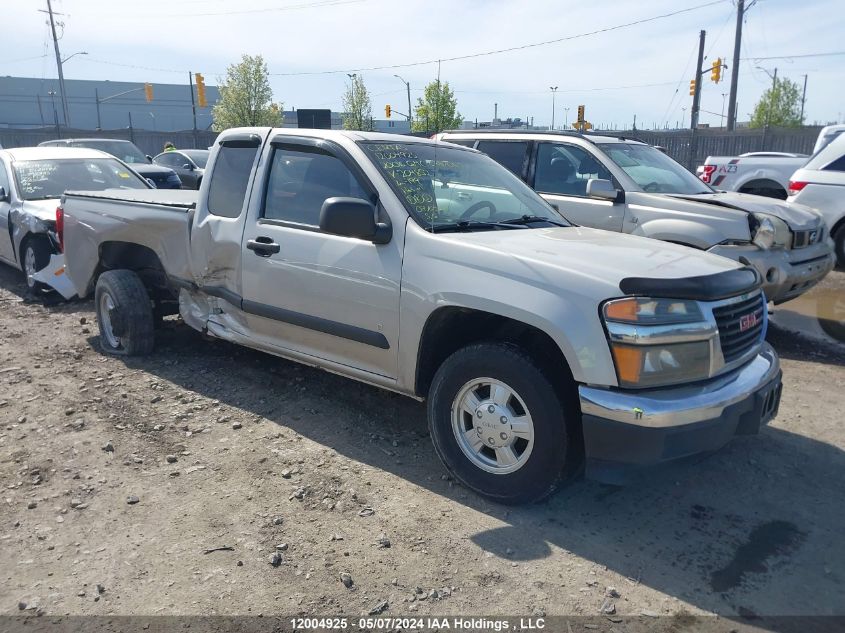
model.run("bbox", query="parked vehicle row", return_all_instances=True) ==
[438,130,835,303]
[55,128,784,503]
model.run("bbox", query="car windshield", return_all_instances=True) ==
[181,150,209,168]
[71,140,148,164]
[361,141,567,229]
[13,158,150,201]
[597,142,713,195]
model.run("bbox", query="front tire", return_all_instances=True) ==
[22,236,52,292]
[834,225,845,268]
[427,342,578,504]
[95,270,155,356]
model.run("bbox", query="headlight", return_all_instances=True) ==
[603,297,714,388]
[750,213,790,249]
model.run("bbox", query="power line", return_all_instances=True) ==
[3,54,50,64]
[269,0,731,76]
[740,51,845,60]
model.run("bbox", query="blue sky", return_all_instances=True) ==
[5,0,844,129]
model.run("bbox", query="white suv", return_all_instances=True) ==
[788,134,845,266]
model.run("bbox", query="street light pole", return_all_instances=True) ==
[564,107,570,128]
[394,74,412,127]
[549,86,558,130]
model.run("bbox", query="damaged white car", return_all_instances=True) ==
[0,147,151,293]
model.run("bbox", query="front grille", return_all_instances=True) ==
[793,226,824,249]
[713,293,765,363]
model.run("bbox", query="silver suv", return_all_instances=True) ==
[438,130,834,304]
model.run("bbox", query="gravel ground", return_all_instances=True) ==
[1,264,843,625]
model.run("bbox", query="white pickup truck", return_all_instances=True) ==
[59,128,782,503]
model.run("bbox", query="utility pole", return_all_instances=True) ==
[800,74,808,123]
[726,0,745,131]
[95,88,101,129]
[690,30,706,130]
[45,0,70,127]
[189,72,198,149]
[394,75,412,128]
[549,86,558,130]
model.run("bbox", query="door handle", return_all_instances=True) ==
[457,191,472,200]
[246,237,281,256]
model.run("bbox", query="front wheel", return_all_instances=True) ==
[427,342,578,504]
[834,226,845,269]
[22,236,52,292]
[95,270,155,356]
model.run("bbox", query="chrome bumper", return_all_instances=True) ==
[579,343,780,429]
[708,242,834,304]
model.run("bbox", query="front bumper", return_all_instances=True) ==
[708,242,834,304]
[578,343,782,484]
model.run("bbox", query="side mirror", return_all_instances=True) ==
[319,197,391,244]
[146,155,153,163]
[182,163,194,171]
[0,186,7,202]
[587,178,619,202]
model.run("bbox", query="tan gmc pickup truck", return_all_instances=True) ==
[58,128,782,503]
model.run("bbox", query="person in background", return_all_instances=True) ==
[163,142,176,152]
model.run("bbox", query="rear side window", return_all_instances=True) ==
[444,139,475,148]
[823,155,845,172]
[475,140,529,176]
[207,145,259,217]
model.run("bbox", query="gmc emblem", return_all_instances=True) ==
[739,313,758,332]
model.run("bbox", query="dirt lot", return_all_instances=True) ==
[1,264,844,626]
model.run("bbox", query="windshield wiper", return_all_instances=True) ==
[430,220,525,233]
[495,214,567,227]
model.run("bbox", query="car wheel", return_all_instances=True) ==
[427,342,578,504]
[95,270,155,356]
[22,236,52,292]
[834,226,845,268]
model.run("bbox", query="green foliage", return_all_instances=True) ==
[749,77,803,128]
[212,55,282,131]
[411,80,463,133]
[342,75,374,131]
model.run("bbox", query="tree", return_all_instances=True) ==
[212,54,282,131]
[342,74,374,131]
[411,80,463,133]
[749,77,803,128]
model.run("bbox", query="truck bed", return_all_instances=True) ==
[62,188,196,297]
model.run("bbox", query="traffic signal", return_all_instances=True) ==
[385,104,391,118]
[144,82,153,102]
[689,79,696,96]
[711,58,722,83]
[195,73,207,107]
[577,104,585,123]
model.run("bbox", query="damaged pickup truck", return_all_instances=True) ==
[0,146,151,292]
[60,128,782,503]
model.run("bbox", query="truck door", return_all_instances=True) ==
[529,142,625,232]
[189,131,266,298]
[239,136,402,380]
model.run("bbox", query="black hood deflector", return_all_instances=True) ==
[619,267,761,301]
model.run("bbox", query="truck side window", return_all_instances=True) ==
[823,154,845,172]
[207,145,258,218]
[535,143,610,197]
[475,141,529,176]
[263,146,367,226]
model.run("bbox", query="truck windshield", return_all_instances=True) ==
[361,141,568,230]
[597,143,713,195]
[13,158,150,201]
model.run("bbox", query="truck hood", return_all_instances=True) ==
[436,225,741,297]
[665,191,822,230]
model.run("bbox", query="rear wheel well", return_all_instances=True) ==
[738,179,787,200]
[96,242,177,315]
[415,307,577,399]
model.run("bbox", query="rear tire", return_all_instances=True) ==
[22,236,52,293]
[95,270,155,356]
[427,342,578,504]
